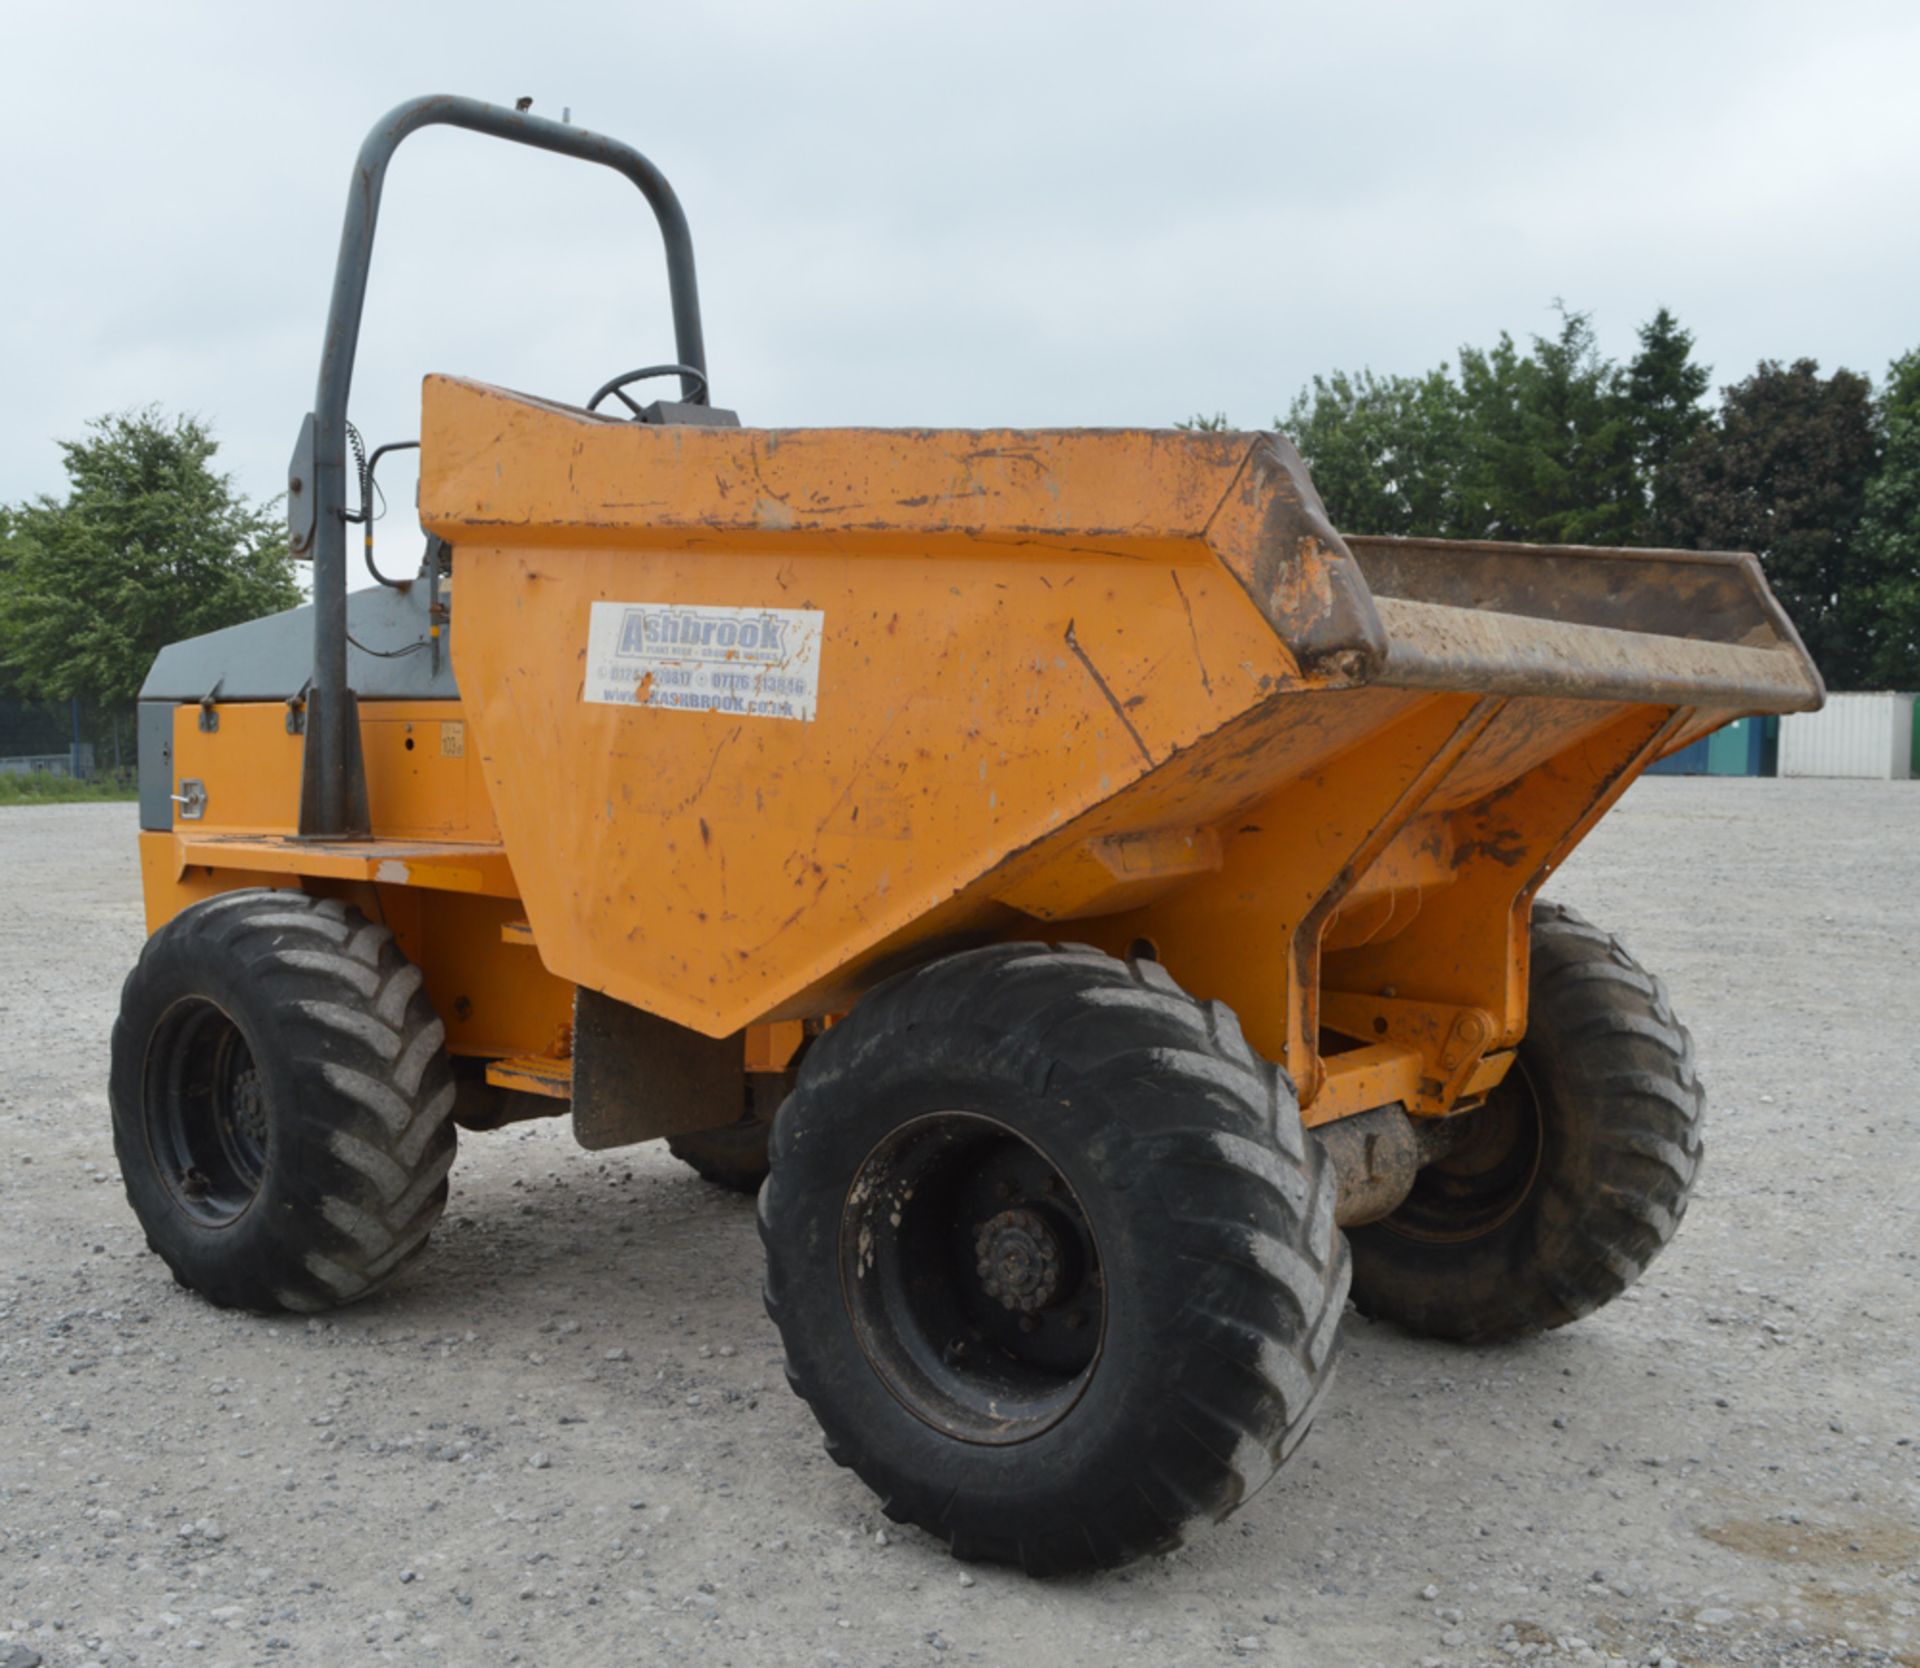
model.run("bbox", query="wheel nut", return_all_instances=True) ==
[970,1207,1065,1312]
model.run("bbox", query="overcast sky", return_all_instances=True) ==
[5,0,1918,557]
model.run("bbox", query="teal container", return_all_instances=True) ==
[1645,736,1711,775]
[1706,715,1776,776]
[1645,715,1779,778]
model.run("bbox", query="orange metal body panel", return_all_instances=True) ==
[419,379,1393,1046]
[141,702,569,1062]
[165,701,499,841]
[140,376,1823,1128]
[408,378,1818,1119]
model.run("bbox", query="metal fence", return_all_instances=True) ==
[0,747,95,777]
[0,696,130,780]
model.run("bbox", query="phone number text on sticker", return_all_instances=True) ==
[583,602,824,722]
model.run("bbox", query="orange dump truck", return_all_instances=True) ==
[112,96,1823,1574]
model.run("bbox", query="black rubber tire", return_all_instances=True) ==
[666,1072,789,1194]
[1348,900,1705,1343]
[760,943,1349,1576]
[110,890,458,1313]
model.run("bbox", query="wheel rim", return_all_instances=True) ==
[838,1111,1105,1445]
[143,997,270,1228]
[1383,1058,1546,1243]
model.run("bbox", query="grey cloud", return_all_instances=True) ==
[5,0,1917,547]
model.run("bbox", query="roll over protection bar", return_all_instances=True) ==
[290,94,708,836]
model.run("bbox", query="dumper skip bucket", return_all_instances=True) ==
[420,375,1821,1124]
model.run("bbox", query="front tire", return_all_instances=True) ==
[1347,901,1705,1342]
[759,943,1349,1575]
[110,890,457,1313]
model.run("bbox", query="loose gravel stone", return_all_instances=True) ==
[0,783,1913,1667]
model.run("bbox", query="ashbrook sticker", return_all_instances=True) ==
[583,602,825,722]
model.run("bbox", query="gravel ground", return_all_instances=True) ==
[2,780,1916,1668]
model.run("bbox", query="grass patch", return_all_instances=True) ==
[0,771,138,805]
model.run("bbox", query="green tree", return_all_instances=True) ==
[1660,360,1880,688]
[1282,367,1465,536]
[1278,306,1679,546]
[0,409,298,708]
[1623,307,1711,542]
[1451,330,1527,539]
[1457,308,1640,546]
[1856,350,1920,687]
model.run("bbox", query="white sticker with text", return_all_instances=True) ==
[583,602,824,722]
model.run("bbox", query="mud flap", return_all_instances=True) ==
[571,987,745,1151]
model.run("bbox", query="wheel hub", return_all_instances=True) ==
[973,1207,1063,1312]
[838,1111,1104,1446]
[144,997,270,1228]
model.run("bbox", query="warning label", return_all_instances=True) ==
[583,602,825,722]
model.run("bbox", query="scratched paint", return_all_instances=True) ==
[417,376,1822,1066]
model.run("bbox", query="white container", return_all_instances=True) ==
[1779,692,1915,780]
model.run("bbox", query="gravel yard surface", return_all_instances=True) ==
[1,779,1915,1668]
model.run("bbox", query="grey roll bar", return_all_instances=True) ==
[289,94,708,837]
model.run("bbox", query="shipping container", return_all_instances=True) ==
[1645,715,1777,777]
[1779,692,1916,780]
[1708,715,1777,776]
[1645,735,1712,776]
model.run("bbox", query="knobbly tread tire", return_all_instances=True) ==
[665,1072,791,1195]
[759,942,1350,1576]
[666,1121,769,1194]
[110,889,458,1313]
[1348,899,1706,1343]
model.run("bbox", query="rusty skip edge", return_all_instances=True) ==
[1152,434,1823,711]
[1343,536,1825,714]
[1366,598,1824,710]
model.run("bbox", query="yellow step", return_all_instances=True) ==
[485,1055,570,1099]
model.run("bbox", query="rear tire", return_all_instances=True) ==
[760,943,1349,1575]
[110,890,457,1313]
[1347,901,1705,1342]
[666,1072,790,1194]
